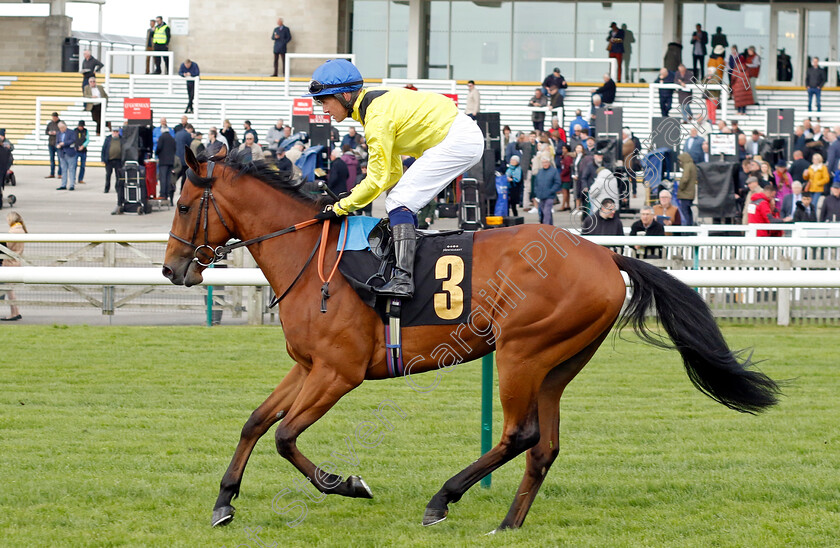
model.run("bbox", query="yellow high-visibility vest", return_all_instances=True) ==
[153,24,169,45]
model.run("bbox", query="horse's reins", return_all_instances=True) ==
[168,159,349,311]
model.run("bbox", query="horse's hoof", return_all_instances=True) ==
[211,505,235,527]
[347,475,373,499]
[422,505,448,526]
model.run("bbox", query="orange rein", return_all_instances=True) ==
[316,217,349,312]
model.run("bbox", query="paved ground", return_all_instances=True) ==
[2,164,643,325]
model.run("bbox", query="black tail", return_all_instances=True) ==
[612,254,780,414]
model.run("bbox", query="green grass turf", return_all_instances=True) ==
[0,325,838,547]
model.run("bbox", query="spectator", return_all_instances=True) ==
[731,50,753,115]
[568,110,590,141]
[80,50,103,90]
[557,143,573,211]
[74,120,89,185]
[744,46,761,104]
[265,118,285,153]
[745,130,768,158]
[237,132,263,162]
[731,119,743,135]
[174,114,188,134]
[533,156,561,225]
[152,16,171,75]
[701,65,722,124]
[805,57,827,113]
[621,24,634,82]
[529,88,548,132]
[190,131,205,157]
[677,152,697,225]
[790,150,810,183]
[271,17,292,77]
[243,120,258,144]
[174,123,194,191]
[505,155,522,216]
[351,161,373,216]
[155,128,176,203]
[620,127,639,197]
[690,24,709,76]
[101,127,122,194]
[781,181,804,221]
[542,67,567,99]
[55,121,77,191]
[592,73,617,104]
[504,131,521,164]
[802,118,815,139]
[178,59,200,114]
[588,151,619,212]
[573,143,593,211]
[1,212,26,321]
[820,182,840,222]
[654,68,675,117]
[145,19,156,74]
[502,125,513,153]
[748,184,783,236]
[152,117,174,151]
[685,127,704,165]
[737,133,748,161]
[83,76,108,135]
[547,117,566,147]
[45,112,62,179]
[653,188,682,227]
[711,26,728,50]
[589,95,605,137]
[629,205,665,258]
[606,22,625,82]
[774,161,793,201]
[465,80,480,119]
[757,161,772,186]
[221,119,237,149]
[207,128,227,156]
[708,45,726,79]
[741,176,762,224]
[341,127,361,150]
[700,142,711,163]
[341,145,358,192]
[825,128,840,175]
[326,148,349,197]
[547,85,564,111]
[674,64,694,121]
[582,197,623,235]
[803,153,829,204]
[793,193,818,223]
[275,147,292,173]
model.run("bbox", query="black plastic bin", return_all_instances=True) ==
[61,37,79,73]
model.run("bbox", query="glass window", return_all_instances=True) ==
[706,3,771,84]
[388,1,410,78]
[511,2,576,82]
[449,1,513,81]
[575,2,639,83]
[637,2,664,83]
[352,1,388,78]
[428,1,451,79]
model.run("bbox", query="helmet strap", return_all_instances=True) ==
[336,90,360,118]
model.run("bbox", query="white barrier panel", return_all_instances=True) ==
[2,267,840,289]
[381,78,457,93]
[647,83,730,133]
[540,57,618,84]
[105,51,174,94]
[34,97,107,144]
[284,53,356,97]
[128,74,200,116]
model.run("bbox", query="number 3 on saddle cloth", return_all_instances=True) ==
[338,216,474,373]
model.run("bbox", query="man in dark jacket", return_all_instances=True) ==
[629,205,665,258]
[326,148,349,197]
[275,148,293,173]
[805,57,827,113]
[145,19,156,74]
[711,27,728,50]
[821,181,840,222]
[654,68,675,117]
[45,112,62,178]
[592,73,616,104]
[271,17,292,77]
[80,50,103,90]
[178,59,200,114]
[533,156,561,225]
[690,24,709,76]
[156,130,176,203]
[174,124,193,192]
[101,127,122,194]
[582,197,623,235]
[793,194,818,222]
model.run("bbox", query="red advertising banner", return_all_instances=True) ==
[293,98,314,116]
[124,98,151,120]
[309,114,330,124]
[443,93,458,105]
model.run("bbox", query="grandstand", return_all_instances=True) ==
[5,71,840,166]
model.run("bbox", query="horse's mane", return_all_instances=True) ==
[194,148,329,207]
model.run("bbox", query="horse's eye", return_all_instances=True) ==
[178,205,190,214]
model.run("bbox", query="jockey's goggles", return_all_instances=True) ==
[308,79,364,95]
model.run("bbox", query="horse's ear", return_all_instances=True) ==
[185,146,199,173]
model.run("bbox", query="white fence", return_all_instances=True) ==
[34,97,107,144]
[540,57,618,85]
[284,53,356,97]
[104,51,174,94]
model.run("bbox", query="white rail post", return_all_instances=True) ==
[102,229,116,316]
[34,97,42,144]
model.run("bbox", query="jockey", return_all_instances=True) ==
[307,59,484,299]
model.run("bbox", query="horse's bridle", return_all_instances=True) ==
[168,159,319,267]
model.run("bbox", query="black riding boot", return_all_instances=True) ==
[375,223,416,299]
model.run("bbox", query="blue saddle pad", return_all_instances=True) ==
[338,215,382,251]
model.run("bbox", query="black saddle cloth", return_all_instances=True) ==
[338,228,473,327]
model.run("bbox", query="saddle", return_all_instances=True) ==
[337,217,473,328]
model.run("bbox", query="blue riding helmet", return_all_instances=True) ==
[303,59,364,97]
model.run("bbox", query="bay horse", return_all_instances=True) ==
[163,147,779,531]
